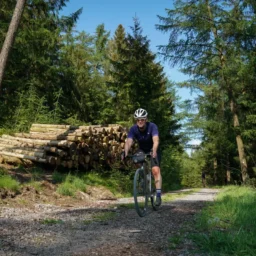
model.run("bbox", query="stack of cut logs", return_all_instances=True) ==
[0,123,131,170]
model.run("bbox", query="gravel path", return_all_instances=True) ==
[0,188,219,256]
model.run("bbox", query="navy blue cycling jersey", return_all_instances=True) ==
[127,122,159,152]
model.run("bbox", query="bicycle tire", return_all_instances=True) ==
[133,167,148,217]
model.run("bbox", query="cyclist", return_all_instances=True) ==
[123,108,162,206]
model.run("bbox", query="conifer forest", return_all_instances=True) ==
[0,0,255,189]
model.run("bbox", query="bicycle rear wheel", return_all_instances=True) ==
[133,167,148,217]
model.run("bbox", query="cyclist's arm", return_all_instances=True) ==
[124,138,133,157]
[152,135,159,158]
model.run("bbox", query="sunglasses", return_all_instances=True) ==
[136,119,146,122]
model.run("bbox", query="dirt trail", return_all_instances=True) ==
[0,188,219,256]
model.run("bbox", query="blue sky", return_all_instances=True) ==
[60,0,194,101]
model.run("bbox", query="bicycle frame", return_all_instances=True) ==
[132,153,158,217]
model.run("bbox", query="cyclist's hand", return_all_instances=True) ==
[151,151,157,158]
[121,151,126,161]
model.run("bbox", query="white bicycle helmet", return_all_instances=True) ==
[134,108,148,119]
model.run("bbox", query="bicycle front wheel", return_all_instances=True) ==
[133,167,148,217]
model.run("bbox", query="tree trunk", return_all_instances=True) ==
[230,97,248,182]
[1,135,75,148]
[0,0,26,91]
[225,154,231,185]
[207,2,248,183]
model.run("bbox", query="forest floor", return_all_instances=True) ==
[0,168,219,256]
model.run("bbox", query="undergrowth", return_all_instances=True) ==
[53,169,133,197]
[190,186,256,256]
[0,169,20,192]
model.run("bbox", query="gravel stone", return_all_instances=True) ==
[0,188,219,256]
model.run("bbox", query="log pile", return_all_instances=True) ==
[0,124,130,170]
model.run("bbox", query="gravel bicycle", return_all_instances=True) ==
[131,152,159,217]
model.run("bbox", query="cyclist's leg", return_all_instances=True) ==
[151,152,162,206]
[151,150,162,188]
[152,166,162,188]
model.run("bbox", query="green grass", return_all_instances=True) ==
[53,170,133,197]
[29,167,44,181]
[82,170,133,197]
[190,186,256,256]
[56,173,86,196]
[168,233,183,249]
[52,170,66,183]
[25,181,42,191]
[0,174,20,192]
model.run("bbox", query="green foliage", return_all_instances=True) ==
[168,234,183,249]
[0,174,20,192]
[26,181,42,191]
[0,168,8,175]
[59,28,110,124]
[0,128,15,136]
[1,0,255,184]
[108,18,181,148]
[181,151,206,188]
[83,170,133,197]
[9,84,63,132]
[52,169,133,197]
[161,145,183,191]
[13,85,49,131]
[56,173,86,196]
[156,0,256,183]
[0,0,76,128]
[191,186,256,255]
[52,170,66,184]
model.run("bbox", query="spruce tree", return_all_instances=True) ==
[107,24,131,122]
[156,0,256,182]
[108,17,181,148]
[0,0,82,126]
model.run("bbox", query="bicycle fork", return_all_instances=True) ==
[147,172,151,194]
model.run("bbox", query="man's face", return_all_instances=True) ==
[136,118,147,130]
